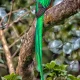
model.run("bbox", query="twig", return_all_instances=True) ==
[9,30,27,48]
[12,26,19,38]
[3,10,30,33]
[9,11,30,27]
[12,48,20,58]
[7,0,14,25]
[0,7,27,26]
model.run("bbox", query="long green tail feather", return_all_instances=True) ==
[35,0,51,80]
[35,16,44,80]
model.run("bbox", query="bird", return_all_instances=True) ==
[35,0,54,80]
[36,0,54,18]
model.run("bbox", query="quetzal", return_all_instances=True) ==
[35,0,53,80]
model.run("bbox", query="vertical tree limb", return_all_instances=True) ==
[0,30,15,74]
[16,20,36,80]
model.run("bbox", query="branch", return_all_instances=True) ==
[7,0,14,25]
[16,19,36,80]
[44,0,80,24]
[0,30,15,74]
[12,48,20,58]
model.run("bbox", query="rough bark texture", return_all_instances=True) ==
[16,20,36,80]
[44,0,80,24]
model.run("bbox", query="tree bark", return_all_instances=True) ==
[16,20,36,80]
[44,0,80,24]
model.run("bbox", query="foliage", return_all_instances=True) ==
[1,73,22,80]
[43,61,80,80]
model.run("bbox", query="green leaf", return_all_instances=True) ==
[68,74,77,80]
[46,77,52,80]
[45,61,56,69]
[59,64,67,70]
[2,73,22,80]
[50,61,56,68]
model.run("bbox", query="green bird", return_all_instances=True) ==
[35,0,53,80]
